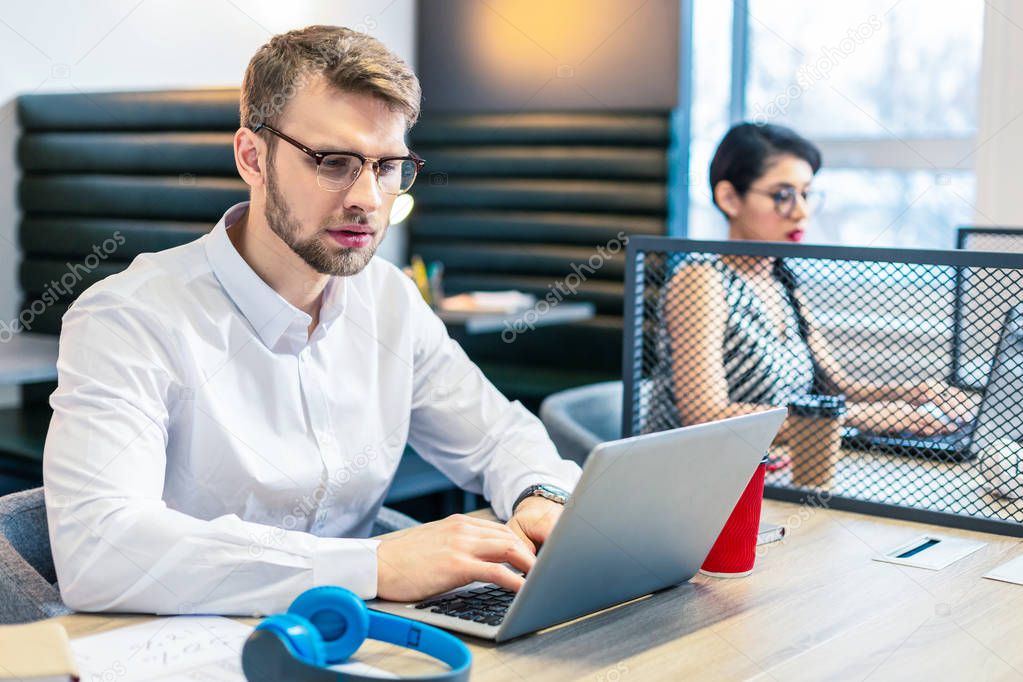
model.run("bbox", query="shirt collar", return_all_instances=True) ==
[204,201,346,352]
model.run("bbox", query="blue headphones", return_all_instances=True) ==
[241,586,471,681]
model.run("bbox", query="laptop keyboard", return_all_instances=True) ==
[414,585,515,626]
[841,423,976,460]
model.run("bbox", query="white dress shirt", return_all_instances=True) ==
[43,201,581,616]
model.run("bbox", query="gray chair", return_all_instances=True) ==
[539,381,623,465]
[0,487,420,624]
[0,487,70,623]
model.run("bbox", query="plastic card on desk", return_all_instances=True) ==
[873,534,985,570]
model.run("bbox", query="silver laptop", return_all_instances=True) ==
[842,304,1023,461]
[370,408,787,642]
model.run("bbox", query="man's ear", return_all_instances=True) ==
[234,127,265,189]
[713,180,742,219]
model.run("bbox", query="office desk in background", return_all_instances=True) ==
[0,333,58,385]
[767,444,1023,527]
[437,302,595,335]
[50,499,1023,681]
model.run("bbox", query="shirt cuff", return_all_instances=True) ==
[312,536,381,600]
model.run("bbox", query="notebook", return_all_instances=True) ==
[0,621,78,681]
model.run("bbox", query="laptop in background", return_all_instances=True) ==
[842,305,1023,462]
[968,305,1023,456]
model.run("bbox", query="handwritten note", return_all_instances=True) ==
[72,617,251,681]
[71,616,396,681]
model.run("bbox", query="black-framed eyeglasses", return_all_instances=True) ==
[748,186,825,218]
[251,123,425,195]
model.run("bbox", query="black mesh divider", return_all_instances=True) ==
[623,236,1023,536]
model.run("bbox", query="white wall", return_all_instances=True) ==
[975,0,1023,226]
[0,0,416,407]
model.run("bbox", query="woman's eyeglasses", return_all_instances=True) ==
[251,124,425,195]
[748,186,824,218]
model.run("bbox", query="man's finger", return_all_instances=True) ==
[474,561,527,593]
[505,521,538,554]
[453,519,536,552]
[473,538,536,575]
[465,514,540,553]
[528,509,562,544]
[513,504,563,547]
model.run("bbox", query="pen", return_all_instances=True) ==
[427,261,444,305]
[410,254,432,306]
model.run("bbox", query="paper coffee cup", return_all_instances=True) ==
[700,462,766,578]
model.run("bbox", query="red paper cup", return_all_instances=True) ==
[700,462,766,578]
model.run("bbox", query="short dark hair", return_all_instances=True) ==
[241,25,421,158]
[709,122,822,214]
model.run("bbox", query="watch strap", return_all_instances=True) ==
[512,484,568,514]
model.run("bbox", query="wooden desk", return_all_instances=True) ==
[53,499,1023,680]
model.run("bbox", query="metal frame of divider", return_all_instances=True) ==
[622,235,1023,537]
[952,226,1023,391]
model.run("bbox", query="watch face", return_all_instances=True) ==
[538,485,569,501]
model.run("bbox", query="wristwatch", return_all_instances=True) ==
[512,483,570,513]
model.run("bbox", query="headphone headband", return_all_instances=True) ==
[242,586,471,682]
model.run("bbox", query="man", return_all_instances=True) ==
[43,25,581,615]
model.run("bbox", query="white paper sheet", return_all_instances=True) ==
[71,616,396,681]
[983,554,1023,585]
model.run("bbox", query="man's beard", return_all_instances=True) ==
[264,163,380,277]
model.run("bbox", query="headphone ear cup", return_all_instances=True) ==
[288,586,370,664]
[253,614,326,667]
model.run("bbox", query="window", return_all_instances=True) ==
[687,0,985,248]
[685,0,734,241]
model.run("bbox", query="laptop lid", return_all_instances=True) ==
[970,304,1023,458]
[495,408,787,641]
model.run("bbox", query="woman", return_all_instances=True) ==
[645,122,976,449]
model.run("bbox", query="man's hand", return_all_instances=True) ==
[376,514,536,603]
[505,496,566,554]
